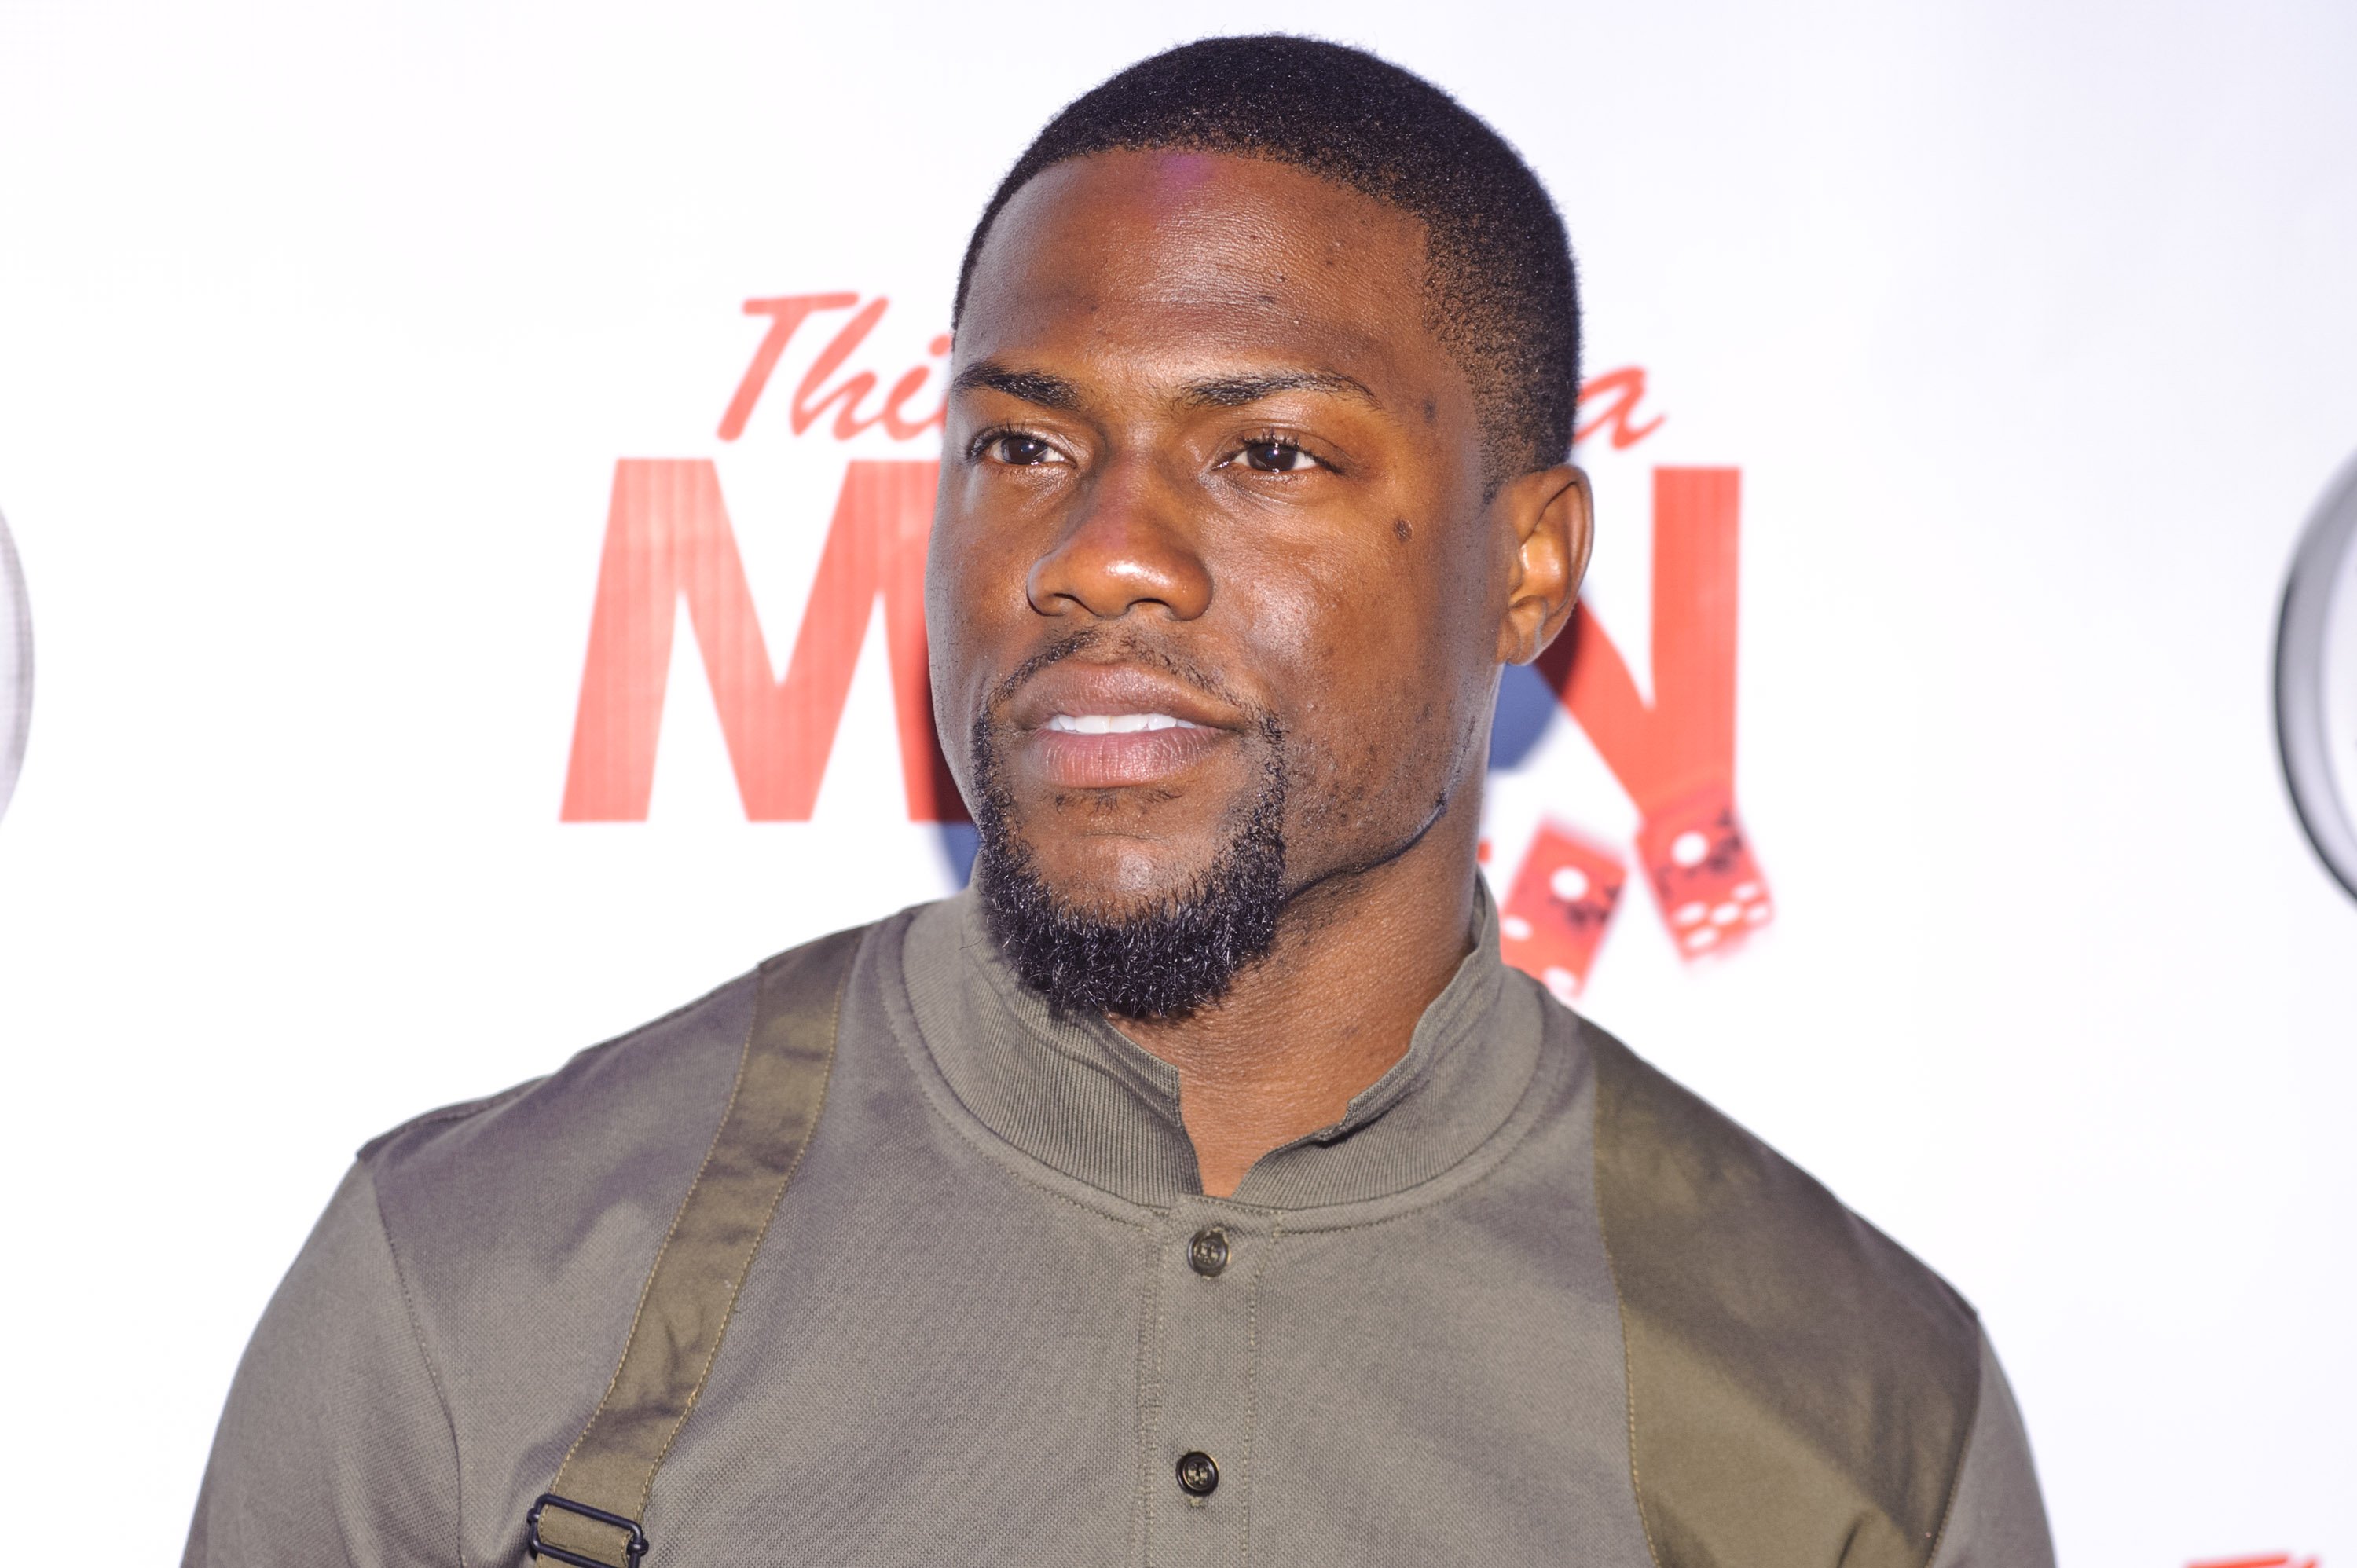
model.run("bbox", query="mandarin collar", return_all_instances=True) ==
[896,881,1544,1211]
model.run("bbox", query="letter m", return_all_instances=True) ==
[559,458,966,822]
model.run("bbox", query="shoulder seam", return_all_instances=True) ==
[1586,1025,1668,1568]
[357,1079,541,1163]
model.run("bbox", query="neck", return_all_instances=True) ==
[1117,811,1484,1197]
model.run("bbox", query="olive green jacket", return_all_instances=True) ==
[187,893,2052,1566]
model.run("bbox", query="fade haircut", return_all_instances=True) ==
[953,35,1582,490]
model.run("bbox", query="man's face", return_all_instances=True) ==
[930,150,1552,1006]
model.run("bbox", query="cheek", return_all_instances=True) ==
[1250,551,1462,784]
[926,524,1022,786]
[924,529,974,669]
[928,511,1031,675]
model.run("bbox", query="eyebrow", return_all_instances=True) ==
[948,360,1384,415]
[1179,369,1382,410]
[948,360,1082,409]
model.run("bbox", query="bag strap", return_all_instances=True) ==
[526,926,867,1568]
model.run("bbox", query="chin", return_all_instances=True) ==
[971,768,1291,1020]
[1032,835,1229,908]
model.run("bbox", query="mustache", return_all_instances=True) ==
[982,626,1258,727]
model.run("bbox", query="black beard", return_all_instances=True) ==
[970,709,1288,1020]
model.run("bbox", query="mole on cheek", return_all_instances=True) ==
[1422,397,1437,426]
[1393,518,1413,544]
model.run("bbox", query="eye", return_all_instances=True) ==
[1238,438,1321,474]
[979,431,1065,467]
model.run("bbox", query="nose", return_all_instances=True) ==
[1026,465,1212,622]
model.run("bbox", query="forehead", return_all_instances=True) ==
[959,149,1449,392]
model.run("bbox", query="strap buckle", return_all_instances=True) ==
[526,1493,649,1568]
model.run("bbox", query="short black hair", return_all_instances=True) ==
[954,35,1582,489]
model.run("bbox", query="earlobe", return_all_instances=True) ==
[1495,464,1593,666]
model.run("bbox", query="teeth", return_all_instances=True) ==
[1045,713,1200,735]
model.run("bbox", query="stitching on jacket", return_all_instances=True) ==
[549,967,768,1497]
[368,1163,471,1568]
[1127,1225,1158,1566]
[1142,1222,1168,1566]
[1237,1218,1281,1566]
[636,942,852,1516]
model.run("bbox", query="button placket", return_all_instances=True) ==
[1143,1200,1267,1565]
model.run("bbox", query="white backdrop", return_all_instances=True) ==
[2,2,2352,1562]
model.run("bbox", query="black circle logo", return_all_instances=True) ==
[0,508,28,828]
[2275,454,2357,903]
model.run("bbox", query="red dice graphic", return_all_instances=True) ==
[1634,783,1773,960]
[1498,822,1628,1002]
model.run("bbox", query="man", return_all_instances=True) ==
[187,36,2053,1568]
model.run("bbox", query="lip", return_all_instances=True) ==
[1007,661,1243,790]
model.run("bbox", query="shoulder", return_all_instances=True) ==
[356,919,891,1288]
[357,963,761,1236]
[336,927,881,1458]
[1571,1015,1986,1568]
[1582,1022,1978,1344]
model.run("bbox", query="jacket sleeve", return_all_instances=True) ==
[1928,1328,2055,1568]
[182,1162,463,1568]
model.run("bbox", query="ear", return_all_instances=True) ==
[1492,463,1593,665]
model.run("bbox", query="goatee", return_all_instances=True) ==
[971,709,1288,1020]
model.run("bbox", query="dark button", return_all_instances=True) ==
[1186,1226,1230,1277]
[1176,1451,1219,1497]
